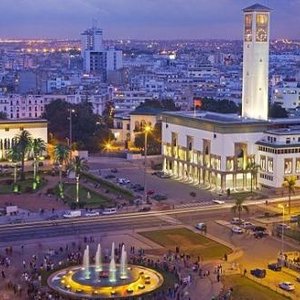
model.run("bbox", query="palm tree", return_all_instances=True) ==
[246,161,260,193]
[54,144,70,198]
[15,130,32,180]
[231,198,249,221]
[6,145,21,192]
[70,156,89,203]
[283,176,296,215]
[31,138,46,188]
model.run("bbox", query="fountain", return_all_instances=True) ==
[95,243,102,272]
[120,245,128,279]
[48,243,164,299]
[109,242,117,282]
[82,245,90,279]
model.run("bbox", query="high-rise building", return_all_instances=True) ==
[242,4,271,120]
[81,26,123,81]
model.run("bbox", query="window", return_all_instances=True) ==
[284,159,292,174]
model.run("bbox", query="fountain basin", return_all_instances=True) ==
[48,264,164,299]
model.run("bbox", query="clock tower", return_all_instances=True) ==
[242,3,271,121]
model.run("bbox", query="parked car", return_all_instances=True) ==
[195,223,207,231]
[290,215,300,223]
[152,193,168,201]
[276,223,291,230]
[212,199,225,204]
[279,282,295,291]
[63,210,81,218]
[105,174,115,179]
[117,178,130,185]
[85,210,100,217]
[152,171,171,178]
[250,268,266,278]
[138,206,151,212]
[231,226,244,234]
[102,208,117,215]
[241,221,255,229]
[268,263,282,271]
[231,217,244,225]
[254,231,269,238]
[147,190,155,195]
[111,168,118,173]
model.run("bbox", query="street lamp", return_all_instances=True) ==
[278,204,287,258]
[69,108,75,148]
[143,125,152,203]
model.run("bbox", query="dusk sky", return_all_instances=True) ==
[0,0,299,40]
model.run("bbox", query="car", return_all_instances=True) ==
[138,206,151,212]
[46,215,60,221]
[102,208,117,215]
[152,193,168,201]
[212,199,225,204]
[231,217,244,225]
[279,282,295,291]
[104,174,115,179]
[111,168,118,173]
[147,190,155,195]
[290,215,300,223]
[195,223,207,230]
[117,178,130,184]
[252,226,267,232]
[268,263,282,271]
[152,171,171,179]
[85,210,100,217]
[254,231,269,238]
[241,221,255,229]
[250,268,266,278]
[277,223,291,230]
[231,226,244,234]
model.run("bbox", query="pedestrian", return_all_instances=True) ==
[1,270,5,278]
[244,268,247,276]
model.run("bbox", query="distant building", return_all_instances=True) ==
[81,26,123,81]
[272,81,300,109]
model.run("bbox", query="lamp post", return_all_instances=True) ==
[143,125,151,203]
[278,204,286,257]
[69,108,75,148]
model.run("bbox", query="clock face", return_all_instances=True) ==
[256,28,267,42]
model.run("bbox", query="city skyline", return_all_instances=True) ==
[0,0,299,40]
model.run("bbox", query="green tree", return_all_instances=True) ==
[134,123,162,155]
[196,98,239,114]
[246,162,260,193]
[282,176,296,215]
[231,198,249,221]
[269,103,288,118]
[54,144,70,198]
[15,130,33,180]
[30,138,46,189]
[70,156,89,203]
[6,145,21,192]
[102,101,115,128]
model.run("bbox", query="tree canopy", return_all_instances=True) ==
[269,103,288,118]
[42,99,114,152]
[136,99,180,111]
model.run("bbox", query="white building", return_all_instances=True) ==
[161,4,300,191]
[81,26,123,79]
[272,81,300,109]
[0,119,48,160]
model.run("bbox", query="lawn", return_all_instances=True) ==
[222,275,290,300]
[63,183,114,208]
[139,227,231,260]
[0,178,46,194]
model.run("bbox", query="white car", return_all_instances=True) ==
[277,223,291,230]
[231,226,244,234]
[195,223,207,230]
[102,208,117,215]
[279,282,295,291]
[212,199,225,204]
[231,217,244,225]
[117,178,130,185]
[241,221,255,229]
[85,211,100,217]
